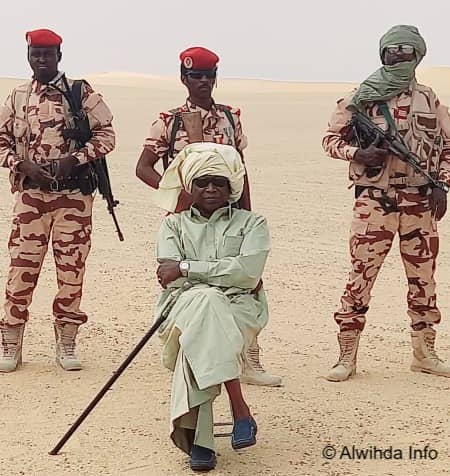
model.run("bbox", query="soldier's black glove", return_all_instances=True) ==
[430,187,447,221]
[17,160,53,187]
[353,145,389,168]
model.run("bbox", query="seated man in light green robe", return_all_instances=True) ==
[153,142,270,472]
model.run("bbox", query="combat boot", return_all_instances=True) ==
[326,329,361,382]
[0,324,25,372]
[54,322,82,371]
[410,327,450,377]
[241,338,282,387]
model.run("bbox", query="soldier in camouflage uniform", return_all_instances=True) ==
[0,29,115,372]
[136,46,281,387]
[323,25,450,382]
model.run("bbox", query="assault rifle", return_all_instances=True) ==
[55,77,124,241]
[347,110,447,192]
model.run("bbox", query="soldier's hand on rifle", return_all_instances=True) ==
[17,160,53,187]
[174,189,193,213]
[353,145,389,168]
[55,156,80,179]
[430,187,447,221]
[157,260,182,288]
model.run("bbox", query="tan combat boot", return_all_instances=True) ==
[0,324,25,372]
[326,329,361,382]
[410,327,450,377]
[54,322,82,371]
[241,338,282,387]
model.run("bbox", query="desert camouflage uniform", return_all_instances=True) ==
[0,75,115,327]
[323,84,450,330]
[144,99,247,166]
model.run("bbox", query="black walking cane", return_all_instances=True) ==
[49,282,192,455]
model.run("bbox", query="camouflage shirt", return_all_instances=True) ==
[0,74,115,177]
[323,85,450,186]
[144,99,247,167]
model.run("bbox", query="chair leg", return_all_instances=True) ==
[213,421,233,438]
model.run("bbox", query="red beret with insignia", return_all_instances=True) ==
[179,47,219,71]
[26,29,62,47]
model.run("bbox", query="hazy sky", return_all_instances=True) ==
[3,1,450,82]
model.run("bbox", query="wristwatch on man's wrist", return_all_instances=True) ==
[179,261,190,277]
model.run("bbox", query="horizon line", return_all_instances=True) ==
[1,64,449,85]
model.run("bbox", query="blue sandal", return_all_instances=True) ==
[190,444,217,472]
[231,416,257,450]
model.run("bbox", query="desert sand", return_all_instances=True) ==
[1,68,449,476]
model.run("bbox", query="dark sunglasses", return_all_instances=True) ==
[193,176,229,188]
[385,44,415,55]
[186,70,217,79]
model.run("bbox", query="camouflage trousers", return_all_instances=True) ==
[335,186,440,331]
[2,190,93,327]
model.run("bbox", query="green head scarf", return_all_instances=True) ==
[348,25,427,110]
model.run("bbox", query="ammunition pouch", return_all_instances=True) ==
[77,162,98,195]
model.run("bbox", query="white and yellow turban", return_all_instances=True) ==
[152,142,245,212]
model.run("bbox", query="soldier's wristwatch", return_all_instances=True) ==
[179,261,190,277]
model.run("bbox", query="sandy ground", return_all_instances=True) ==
[1,68,450,476]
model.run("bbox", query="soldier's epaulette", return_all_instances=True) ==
[168,107,183,115]
[14,82,32,92]
[160,107,184,122]
[232,107,241,117]
[216,103,240,116]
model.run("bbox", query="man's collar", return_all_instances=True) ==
[189,204,233,221]
[32,71,65,91]
[185,99,221,119]
[48,71,65,85]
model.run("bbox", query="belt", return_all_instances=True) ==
[388,176,431,190]
[23,177,80,192]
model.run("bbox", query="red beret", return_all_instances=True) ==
[26,29,62,47]
[180,47,219,70]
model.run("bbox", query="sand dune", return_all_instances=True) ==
[1,72,450,476]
